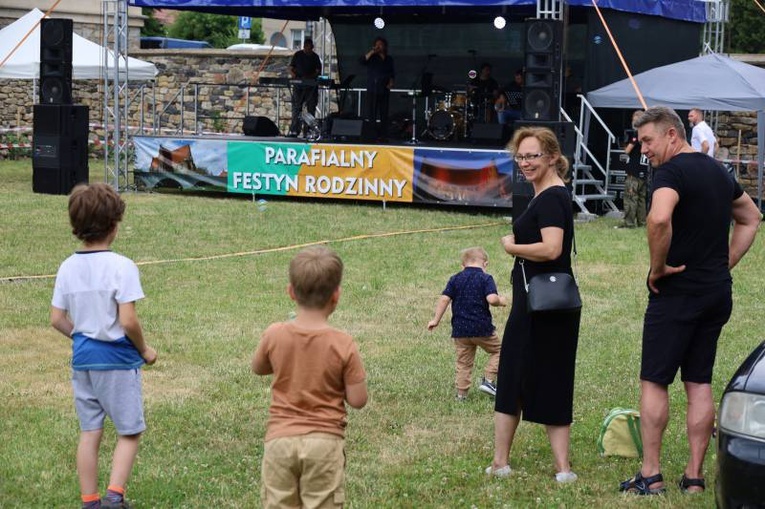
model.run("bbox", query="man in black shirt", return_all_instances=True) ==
[617,110,648,228]
[288,37,322,137]
[359,36,395,140]
[619,106,760,496]
[468,63,500,123]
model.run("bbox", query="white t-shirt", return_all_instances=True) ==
[52,250,144,341]
[691,120,716,157]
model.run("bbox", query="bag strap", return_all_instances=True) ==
[626,414,643,457]
[518,223,577,288]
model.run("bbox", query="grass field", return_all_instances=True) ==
[1,159,762,508]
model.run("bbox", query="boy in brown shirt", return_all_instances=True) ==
[252,245,368,508]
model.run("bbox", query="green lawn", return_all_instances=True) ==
[1,159,762,508]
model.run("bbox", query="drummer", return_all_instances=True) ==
[468,63,500,123]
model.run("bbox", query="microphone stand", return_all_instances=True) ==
[405,54,435,145]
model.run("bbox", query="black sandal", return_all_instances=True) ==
[679,474,705,493]
[619,471,666,495]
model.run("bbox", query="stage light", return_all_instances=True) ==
[374,17,385,29]
[494,16,506,29]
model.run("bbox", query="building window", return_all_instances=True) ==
[270,32,288,48]
[290,29,305,49]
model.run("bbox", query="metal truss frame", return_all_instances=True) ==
[101,0,130,191]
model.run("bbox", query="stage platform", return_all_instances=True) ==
[133,134,517,208]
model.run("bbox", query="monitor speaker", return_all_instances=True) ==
[39,18,73,104]
[522,19,563,121]
[242,116,280,137]
[32,104,89,195]
[330,119,375,142]
[470,123,512,147]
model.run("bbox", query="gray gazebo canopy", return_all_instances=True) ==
[587,52,765,208]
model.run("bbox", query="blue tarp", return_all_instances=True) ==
[128,0,707,23]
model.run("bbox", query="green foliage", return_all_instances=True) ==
[140,8,166,38]
[167,12,238,48]
[728,0,765,53]
[247,18,265,45]
[2,159,761,507]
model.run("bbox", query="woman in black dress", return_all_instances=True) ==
[486,127,581,483]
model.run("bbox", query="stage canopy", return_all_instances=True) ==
[127,0,707,23]
[0,8,158,80]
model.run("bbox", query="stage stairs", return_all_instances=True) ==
[564,100,620,215]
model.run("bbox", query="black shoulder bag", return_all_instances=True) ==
[519,229,581,313]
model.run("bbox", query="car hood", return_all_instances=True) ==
[725,340,765,395]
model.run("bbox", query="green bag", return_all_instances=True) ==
[597,408,643,458]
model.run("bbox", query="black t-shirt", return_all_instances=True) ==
[624,130,646,179]
[289,50,321,81]
[651,152,744,294]
[359,53,395,95]
[470,77,499,100]
[513,186,574,277]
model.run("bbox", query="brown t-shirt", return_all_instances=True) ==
[254,321,366,441]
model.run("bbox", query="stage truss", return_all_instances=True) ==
[102,0,130,191]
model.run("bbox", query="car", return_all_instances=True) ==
[226,43,291,52]
[716,340,765,508]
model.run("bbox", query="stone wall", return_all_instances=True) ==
[0,49,294,158]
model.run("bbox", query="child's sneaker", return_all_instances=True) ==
[455,393,468,402]
[101,499,132,509]
[478,378,497,397]
[485,465,512,477]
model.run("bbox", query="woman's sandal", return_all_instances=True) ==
[619,471,666,495]
[679,474,706,493]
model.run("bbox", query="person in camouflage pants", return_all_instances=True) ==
[619,110,648,228]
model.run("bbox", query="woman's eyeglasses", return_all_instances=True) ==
[513,153,545,163]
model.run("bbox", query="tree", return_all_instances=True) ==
[727,0,765,53]
[140,8,165,37]
[167,12,264,48]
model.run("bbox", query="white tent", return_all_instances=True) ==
[0,8,158,81]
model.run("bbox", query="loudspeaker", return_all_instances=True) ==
[330,119,375,142]
[39,18,73,104]
[514,120,576,158]
[470,123,512,147]
[512,167,534,221]
[522,19,563,121]
[33,104,89,195]
[243,116,280,137]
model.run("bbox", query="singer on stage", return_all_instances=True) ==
[288,37,322,137]
[360,36,395,140]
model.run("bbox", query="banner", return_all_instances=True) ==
[133,136,514,207]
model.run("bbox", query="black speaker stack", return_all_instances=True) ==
[33,18,89,195]
[522,19,563,121]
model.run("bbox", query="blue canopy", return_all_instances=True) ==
[128,0,707,23]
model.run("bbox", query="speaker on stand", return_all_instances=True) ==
[522,19,563,121]
[33,104,89,195]
[33,18,88,195]
[39,18,73,105]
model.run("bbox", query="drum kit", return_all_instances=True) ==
[424,89,493,142]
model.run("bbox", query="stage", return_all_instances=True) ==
[133,134,517,208]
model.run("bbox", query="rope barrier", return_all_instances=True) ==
[0,221,507,283]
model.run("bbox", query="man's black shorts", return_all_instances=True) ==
[640,284,732,386]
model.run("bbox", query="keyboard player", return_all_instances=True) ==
[288,37,322,137]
